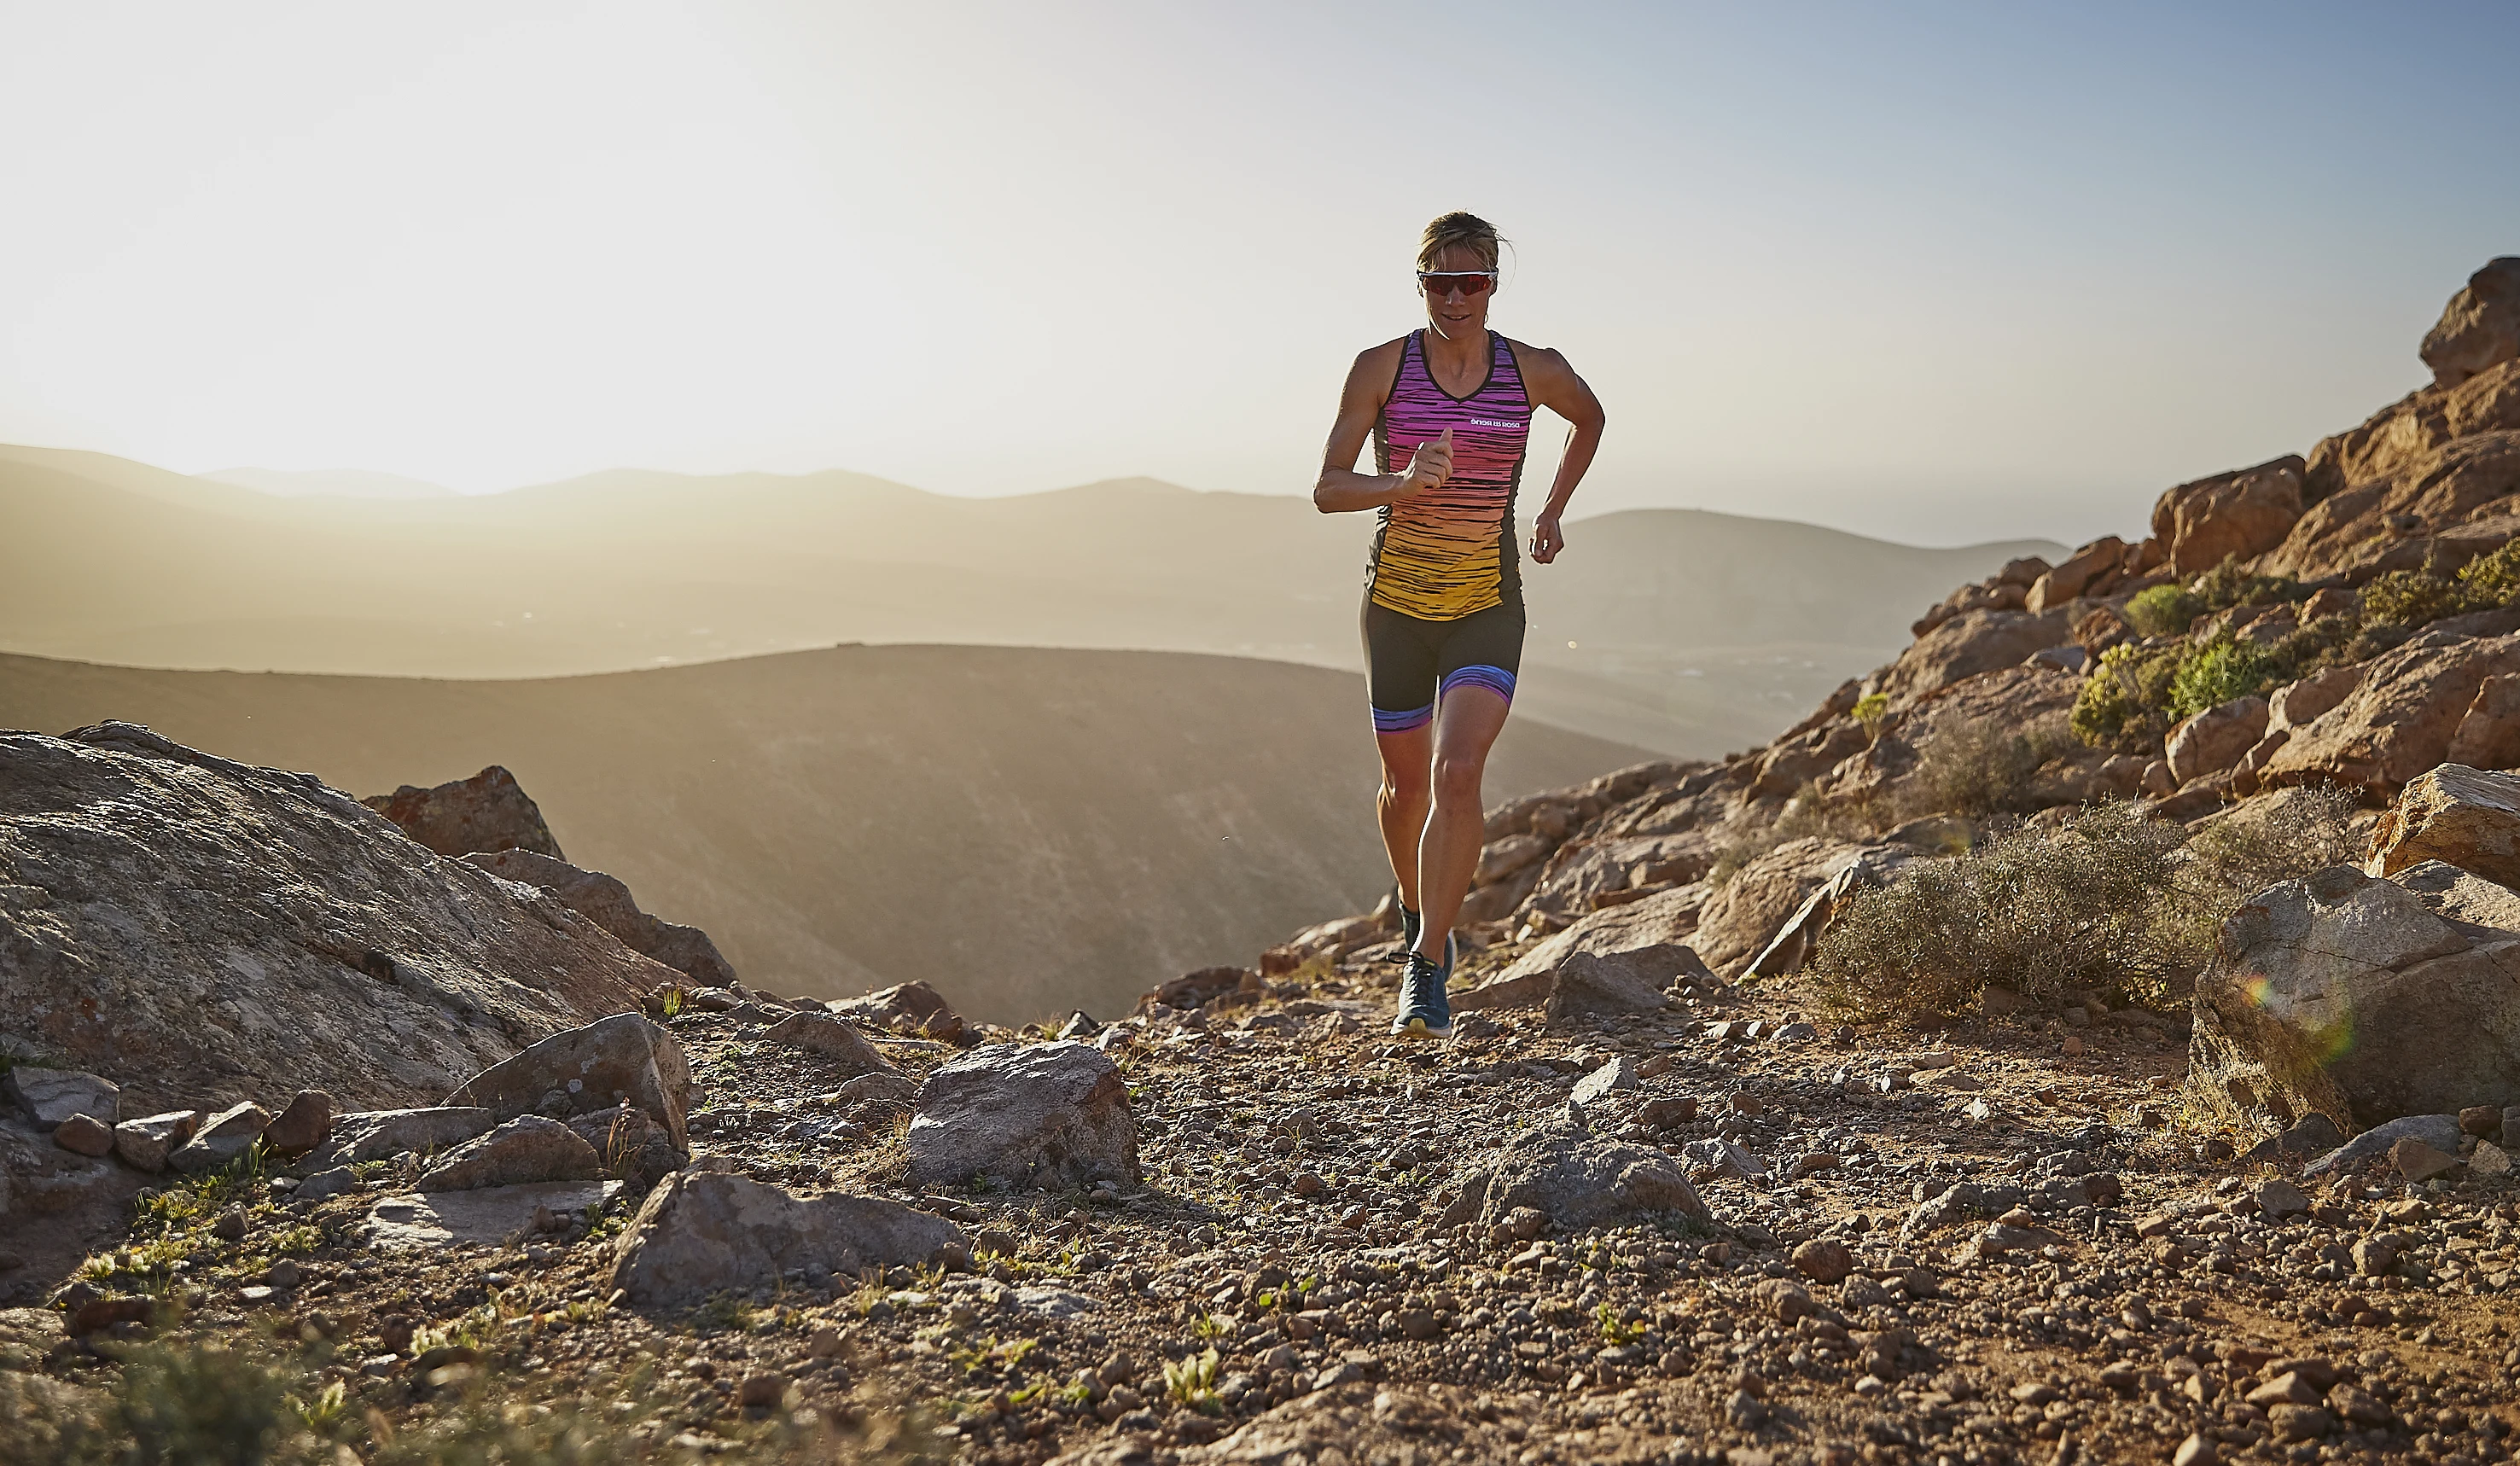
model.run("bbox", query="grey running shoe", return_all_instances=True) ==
[1390,934,1456,1039]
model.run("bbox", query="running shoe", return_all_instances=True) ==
[1390,934,1456,1039]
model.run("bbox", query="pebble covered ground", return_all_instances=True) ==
[11,950,2520,1466]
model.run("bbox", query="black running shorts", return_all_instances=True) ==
[1361,596,1525,735]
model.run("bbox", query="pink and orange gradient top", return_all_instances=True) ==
[1367,329,1534,621]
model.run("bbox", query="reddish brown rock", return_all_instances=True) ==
[2422,256,2520,389]
[2444,672,2520,771]
[2167,696,2270,787]
[2152,457,2306,574]
[830,980,963,1039]
[261,1090,333,1156]
[2261,632,2520,796]
[1878,609,2073,706]
[363,765,565,859]
[2025,537,2127,613]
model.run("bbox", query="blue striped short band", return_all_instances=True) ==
[1371,701,1435,734]
[1441,665,1517,703]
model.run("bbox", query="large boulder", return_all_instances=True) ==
[905,1041,1138,1190]
[168,1102,270,1174]
[2190,862,2520,1132]
[444,1013,691,1151]
[2151,457,2306,574]
[363,765,565,859]
[1444,1109,1708,1234]
[2260,632,2520,796]
[463,849,736,988]
[0,725,672,1115]
[2422,257,2520,389]
[609,1171,966,1305]
[2367,765,2520,886]
[417,1115,604,1191]
[1878,609,2073,707]
[2167,696,2272,787]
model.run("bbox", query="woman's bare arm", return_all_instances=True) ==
[1314,340,1448,514]
[1516,345,1604,563]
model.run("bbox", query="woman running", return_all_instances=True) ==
[1312,211,1606,1038]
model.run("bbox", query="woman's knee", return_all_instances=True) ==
[1379,766,1432,805]
[1430,752,1486,805]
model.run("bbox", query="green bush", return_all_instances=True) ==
[2167,637,2278,721]
[1808,791,2360,1020]
[2360,568,2475,629]
[2459,538,2520,607]
[2122,584,2203,638]
[2071,643,2178,747]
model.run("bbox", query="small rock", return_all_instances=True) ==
[113,1110,201,1172]
[737,1373,787,1409]
[212,1207,247,1242]
[265,1259,302,1291]
[418,1115,604,1191]
[1570,1056,1638,1105]
[1787,1151,1841,1179]
[1790,1238,1854,1284]
[1726,1089,1764,1116]
[2246,1372,2321,1407]
[760,1011,900,1080]
[2061,1036,2084,1057]
[2174,1432,2216,1466]
[610,1171,965,1305]
[296,1166,357,1202]
[171,1102,272,1174]
[261,1090,334,1155]
[2267,1404,2333,1441]
[2253,1178,2311,1219]
[905,1041,1138,1190]
[52,1114,113,1157]
[2459,1104,2502,1138]
[1057,1011,1100,1040]
[2472,1139,2512,1176]
[2391,1137,2460,1182]
[1638,1097,1696,1128]
[4,1068,121,1129]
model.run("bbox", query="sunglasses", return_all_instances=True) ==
[1417,271,1497,296]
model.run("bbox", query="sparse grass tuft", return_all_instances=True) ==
[1897,715,2076,821]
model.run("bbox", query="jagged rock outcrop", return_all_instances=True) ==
[465,847,736,987]
[0,724,672,1114]
[363,765,565,859]
[2422,257,2520,389]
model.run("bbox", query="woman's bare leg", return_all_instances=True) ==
[1373,724,1435,910]
[1412,687,1510,958]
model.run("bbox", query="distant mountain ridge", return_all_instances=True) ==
[204,467,457,498]
[0,444,2058,753]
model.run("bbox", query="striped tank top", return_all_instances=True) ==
[1367,329,1534,620]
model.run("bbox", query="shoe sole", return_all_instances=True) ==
[1391,1016,1452,1040]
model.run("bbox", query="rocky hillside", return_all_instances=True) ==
[2,261,2517,1466]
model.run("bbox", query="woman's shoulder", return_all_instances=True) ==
[1353,334,1413,369]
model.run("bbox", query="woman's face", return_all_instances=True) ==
[1420,242,1494,338]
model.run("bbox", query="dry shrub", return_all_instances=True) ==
[1807,788,2360,1021]
[1807,801,2182,1021]
[1896,715,2075,821]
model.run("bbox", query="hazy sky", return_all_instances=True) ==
[4,2,2516,545]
